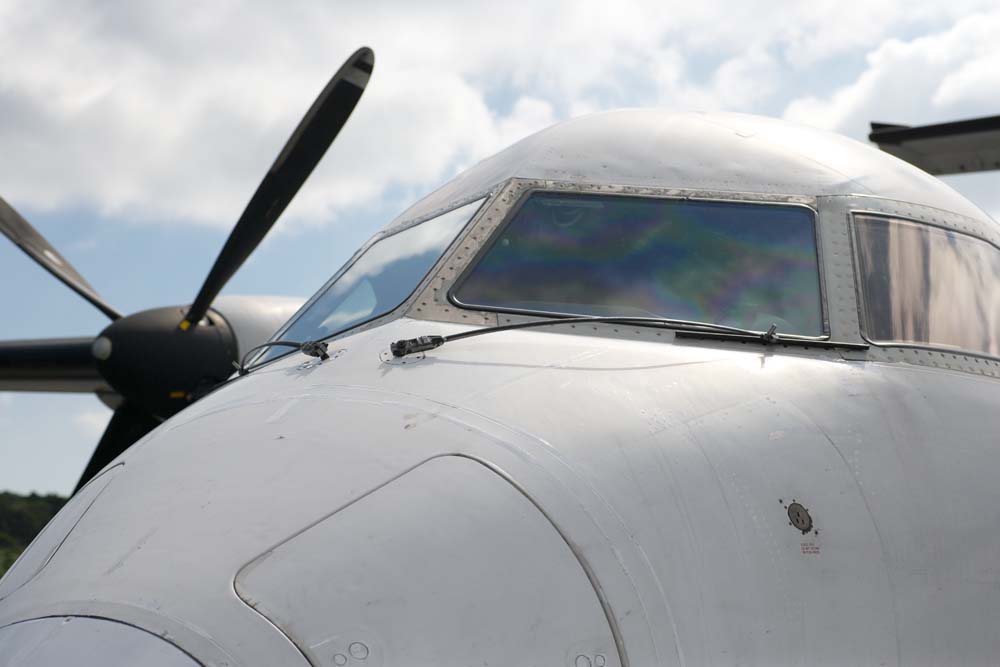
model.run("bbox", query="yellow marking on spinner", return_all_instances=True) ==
[179,320,191,331]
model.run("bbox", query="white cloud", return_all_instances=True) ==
[0,0,996,231]
[655,46,781,112]
[73,408,111,440]
[933,51,1000,109]
[783,10,1000,138]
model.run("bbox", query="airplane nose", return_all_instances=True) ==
[0,616,199,666]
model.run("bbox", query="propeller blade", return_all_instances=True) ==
[74,402,159,494]
[0,196,121,321]
[0,337,111,393]
[181,46,375,329]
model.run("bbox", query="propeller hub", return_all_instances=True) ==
[95,306,237,418]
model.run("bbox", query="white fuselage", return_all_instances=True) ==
[2,316,999,665]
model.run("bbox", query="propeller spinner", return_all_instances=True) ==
[0,47,374,493]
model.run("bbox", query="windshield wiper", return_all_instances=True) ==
[390,316,781,358]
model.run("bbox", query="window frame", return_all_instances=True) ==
[850,210,1000,360]
[448,188,831,339]
[251,197,488,367]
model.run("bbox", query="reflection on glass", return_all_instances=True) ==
[855,215,1000,356]
[260,199,483,362]
[454,192,823,335]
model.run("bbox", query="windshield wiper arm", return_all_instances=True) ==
[235,339,330,375]
[390,316,780,358]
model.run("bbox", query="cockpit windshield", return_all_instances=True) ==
[452,192,824,335]
[259,198,483,362]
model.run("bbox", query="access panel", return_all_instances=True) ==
[236,456,620,667]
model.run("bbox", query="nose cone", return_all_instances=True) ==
[0,379,622,666]
[0,616,199,666]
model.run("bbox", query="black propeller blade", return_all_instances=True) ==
[74,403,160,494]
[0,196,121,321]
[0,337,109,393]
[181,46,374,329]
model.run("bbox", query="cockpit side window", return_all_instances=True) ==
[854,214,1000,357]
[259,198,484,362]
[451,192,824,336]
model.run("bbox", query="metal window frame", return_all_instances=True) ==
[442,181,831,340]
[248,195,491,368]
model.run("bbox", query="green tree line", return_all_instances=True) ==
[0,492,66,578]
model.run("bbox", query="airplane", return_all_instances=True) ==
[2,43,1000,665]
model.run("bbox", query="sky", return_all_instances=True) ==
[2,0,1000,495]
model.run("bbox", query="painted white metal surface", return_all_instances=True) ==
[236,456,619,667]
[2,111,1000,666]
[3,318,1000,664]
[0,464,121,600]
[0,616,199,666]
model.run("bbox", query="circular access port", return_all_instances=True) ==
[787,502,813,534]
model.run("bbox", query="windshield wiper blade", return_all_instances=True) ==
[390,316,781,358]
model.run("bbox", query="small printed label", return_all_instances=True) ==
[800,541,820,555]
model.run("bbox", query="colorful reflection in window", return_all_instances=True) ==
[453,192,823,335]
[855,215,1000,356]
